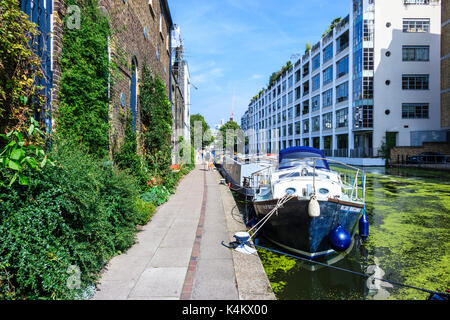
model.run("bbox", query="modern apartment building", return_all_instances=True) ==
[442,0,450,129]
[241,0,443,165]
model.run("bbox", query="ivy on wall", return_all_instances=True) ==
[139,65,173,178]
[56,0,111,158]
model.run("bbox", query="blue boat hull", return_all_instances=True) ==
[253,198,363,258]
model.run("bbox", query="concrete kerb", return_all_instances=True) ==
[214,170,276,300]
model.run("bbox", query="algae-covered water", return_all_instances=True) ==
[236,167,450,300]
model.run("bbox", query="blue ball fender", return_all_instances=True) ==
[329,224,351,252]
[359,210,369,241]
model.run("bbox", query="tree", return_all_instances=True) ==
[218,120,243,154]
[190,114,213,149]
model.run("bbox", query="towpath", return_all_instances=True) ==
[93,165,275,300]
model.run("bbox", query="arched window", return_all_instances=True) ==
[130,57,138,132]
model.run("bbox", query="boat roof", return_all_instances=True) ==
[279,146,330,170]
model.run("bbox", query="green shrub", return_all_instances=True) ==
[134,198,156,226]
[0,144,143,299]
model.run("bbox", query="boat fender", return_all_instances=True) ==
[308,194,320,218]
[359,209,369,241]
[329,224,351,252]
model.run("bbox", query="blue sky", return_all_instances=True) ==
[169,0,350,128]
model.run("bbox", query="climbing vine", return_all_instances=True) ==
[139,65,173,178]
[56,0,111,158]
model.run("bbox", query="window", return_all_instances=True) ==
[277,98,281,109]
[277,113,281,124]
[363,77,373,99]
[336,108,348,128]
[402,103,429,118]
[336,82,349,102]
[303,138,310,147]
[336,56,349,78]
[288,75,294,88]
[323,66,333,85]
[354,105,373,128]
[288,123,293,136]
[303,63,309,77]
[288,107,293,120]
[295,121,301,134]
[311,95,320,112]
[282,80,287,92]
[288,91,293,104]
[303,81,309,96]
[282,110,287,122]
[323,43,333,63]
[363,48,374,70]
[402,46,430,61]
[403,18,430,33]
[282,125,287,137]
[295,86,301,100]
[312,74,320,92]
[323,112,333,130]
[295,69,301,83]
[322,89,333,107]
[312,116,320,132]
[312,54,321,71]
[303,119,309,133]
[402,74,429,90]
[336,30,349,53]
[282,95,287,107]
[295,104,301,117]
[302,100,310,115]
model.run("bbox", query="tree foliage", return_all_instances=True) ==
[190,113,213,149]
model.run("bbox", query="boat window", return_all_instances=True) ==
[280,152,328,169]
[279,172,301,179]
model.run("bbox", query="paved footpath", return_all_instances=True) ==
[93,165,274,300]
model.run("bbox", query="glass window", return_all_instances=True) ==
[402,46,430,61]
[282,95,287,107]
[312,116,320,132]
[312,53,321,71]
[311,95,320,112]
[303,119,309,133]
[402,74,429,90]
[323,43,333,63]
[336,56,349,78]
[402,103,429,118]
[288,91,293,104]
[322,88,333,107]
[336,82,349,102]
[288,107,293,120]
[312,74,321,92]
[323,66,333,85]
[288,123,293,136]
[295,104,301,117]
[323,112,332,130]
[288,75,293,88]
[336,108,348,128]
[295,121,301,134]
[403,18,430,33]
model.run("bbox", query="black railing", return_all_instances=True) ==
[350,148,373,158]
[333,149,348,157]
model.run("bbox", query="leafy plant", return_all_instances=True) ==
[0,0,44,133]
[0,117,52,186]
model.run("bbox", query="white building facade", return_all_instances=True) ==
[241,0,443,165]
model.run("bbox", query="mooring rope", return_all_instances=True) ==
[247,194,295,240]
[254,244,449,298]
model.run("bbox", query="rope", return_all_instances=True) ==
[254,244,449,297]
[247,194,295,240]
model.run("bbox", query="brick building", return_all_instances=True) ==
[19,0,188,160]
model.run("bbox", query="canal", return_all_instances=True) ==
[232,167,449,300]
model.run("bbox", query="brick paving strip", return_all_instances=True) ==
[179,165,207,300]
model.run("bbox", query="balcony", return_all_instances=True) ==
[333,149,349,157]
[350,148,374,158]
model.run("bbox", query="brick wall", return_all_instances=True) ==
[390,142,450,163]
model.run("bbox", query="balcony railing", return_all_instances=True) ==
[404,0,430,4]
[350,148,374,158]
[333,149,349,157]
